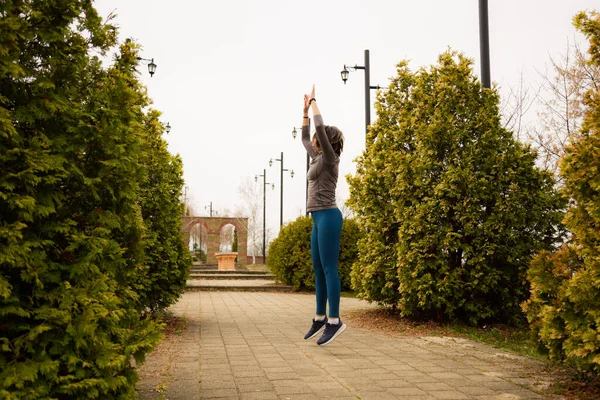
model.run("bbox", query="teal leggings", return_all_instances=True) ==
[311,207,343,318]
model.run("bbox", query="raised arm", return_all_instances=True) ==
[302,94,317,158]
[309,86,336,164]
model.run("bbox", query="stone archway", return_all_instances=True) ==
[182,216,248,265]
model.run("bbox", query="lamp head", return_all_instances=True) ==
[341,66,349,84]
[148,58,157,77]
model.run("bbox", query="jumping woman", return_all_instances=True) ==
[301,85,346,346]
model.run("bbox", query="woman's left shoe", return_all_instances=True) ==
[316,320,347,346]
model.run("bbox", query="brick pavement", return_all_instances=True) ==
[136,291,561,400]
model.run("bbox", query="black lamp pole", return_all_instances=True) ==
[341,49,381,138]
[292,127,310,216]
[255,170,273,264]
[205,202,213,217]
[479,0,491,88]
[270,152,294,227]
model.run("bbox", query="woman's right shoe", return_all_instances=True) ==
[316,320,347,345]
[304,317,328,340]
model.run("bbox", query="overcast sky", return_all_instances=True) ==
[95,0,596,240]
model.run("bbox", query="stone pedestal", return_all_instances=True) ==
[215,252,237,271]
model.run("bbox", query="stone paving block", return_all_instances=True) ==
[265,371,301,380]
[202,372,235,382]
[439,377,483,388]
[236,382,274,393]
[403,374,441,384]
[385,363,419,372]
[165,379,200,399]
[262,366,295,374]
[294,367,328,377]
[273,384,314,395]
[415,381,456,391]
[239,391,278,400]
[201,379,237,390]
[232,369,266,378]
[370,372,406,381]
[300,375,340,385]
[376,379,413,388]
[429,372,465,380]
[388,386,429,396]
[233,376,271,385]
[277,394,321,400]
[430,390,470,399]
[356,390,407,399]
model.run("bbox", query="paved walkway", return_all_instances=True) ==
[136,292,560,400]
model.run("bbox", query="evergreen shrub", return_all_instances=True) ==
[348,50,565,325]
[267,216,362,291]
[0,1,189,397]
[523,11,600,376]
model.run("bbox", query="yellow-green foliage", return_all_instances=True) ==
[348,50,565,325]
[0,1,189,397]
[267,216,362,291]
[524,11,600,375]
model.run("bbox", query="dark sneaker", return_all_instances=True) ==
[317,320,347,346]
[304,317,328,340]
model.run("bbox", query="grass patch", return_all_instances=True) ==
[346,307,541,357]
[446,322,541,359]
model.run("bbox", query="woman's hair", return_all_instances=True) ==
[313,125,344,156]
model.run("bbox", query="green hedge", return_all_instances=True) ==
[267,216,362,291]
[523,11,600,376]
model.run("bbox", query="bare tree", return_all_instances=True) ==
[500,68,541,141]
[237,177,262,263]
[180,185,199,216]
[337,196,355,219]
[530,37,599,181]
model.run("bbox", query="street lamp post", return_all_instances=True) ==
[292,127,310,216]
[341,49,381,137]
[255,170,274,264]
[270,152,294,227]
[124,39,157,77]
[478,0,491,88]
[205,202,217,217]
[136,56,157,77]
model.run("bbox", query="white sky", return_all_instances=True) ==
[95,0,596,240]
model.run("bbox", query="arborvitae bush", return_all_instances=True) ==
[137,111,191,314]
[348,50,565,325]
[0,1,189,397]
[267,216,362,291]
[523,11,600,376]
